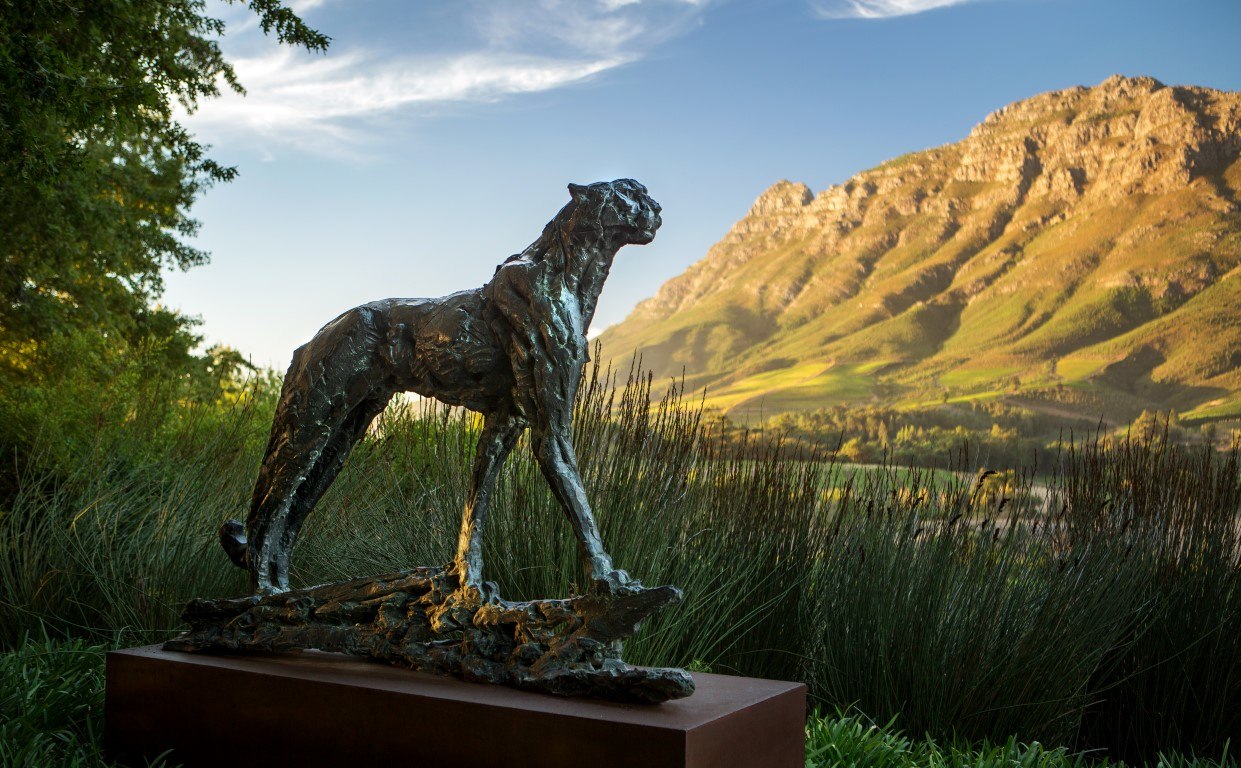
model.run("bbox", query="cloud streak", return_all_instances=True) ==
[185,49,628,154]
[186,0,706,157]
[475,0,706,56]
[812,0,988,19]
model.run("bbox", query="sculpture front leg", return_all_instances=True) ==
[531,429,639,595]
[453,414,523,599]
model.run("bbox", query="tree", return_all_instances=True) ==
[0,0,328,374]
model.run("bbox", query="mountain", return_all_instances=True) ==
[597,76,1241,428]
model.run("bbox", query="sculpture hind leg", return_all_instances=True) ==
[246,309,393,593]
[274,391,394,589]
[247,384,392,592]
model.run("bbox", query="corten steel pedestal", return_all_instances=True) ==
[105,645,807,768]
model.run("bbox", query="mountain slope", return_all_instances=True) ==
[598,76,1241,425]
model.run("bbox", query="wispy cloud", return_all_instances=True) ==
[184,49,629,156]
[475,0,706,55]
[812,0,988,19]
[186,0,707,156]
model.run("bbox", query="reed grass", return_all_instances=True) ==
[1,358,1237,762]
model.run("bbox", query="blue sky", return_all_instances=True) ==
[162,0,1241,368]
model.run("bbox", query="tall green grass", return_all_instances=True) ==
[0,634,171,767]
[1,359,1237,762]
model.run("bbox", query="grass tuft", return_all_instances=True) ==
[0,633,171,767]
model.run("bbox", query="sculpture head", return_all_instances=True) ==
[568,179,662,245]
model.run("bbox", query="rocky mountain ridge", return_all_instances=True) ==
[598,76,1241,425]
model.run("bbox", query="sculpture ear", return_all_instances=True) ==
[568,183,591,202]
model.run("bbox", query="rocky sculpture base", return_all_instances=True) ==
[164,567,694,704]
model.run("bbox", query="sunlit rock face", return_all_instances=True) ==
[598,76,1241,423]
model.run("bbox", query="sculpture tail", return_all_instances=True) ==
[219,519,249,569]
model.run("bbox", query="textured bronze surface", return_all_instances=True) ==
[169,180,694,701]
[166,566,693,703]
[106,645,806,768]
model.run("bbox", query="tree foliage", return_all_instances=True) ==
[0,0,327,372]
[0,1,327,493]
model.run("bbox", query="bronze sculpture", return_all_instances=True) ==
[168,180,695,703]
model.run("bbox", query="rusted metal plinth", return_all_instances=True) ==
[105,644,806,768]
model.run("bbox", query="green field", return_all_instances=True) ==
[705,361,886,419]
[1183,399,1241,424]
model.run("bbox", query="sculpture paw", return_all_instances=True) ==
[252,577,288,597]
[591,569,644,596]
[459,580,501,608]
[250,561,291,596]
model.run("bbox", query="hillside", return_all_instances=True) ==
[598,76,1241,428]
